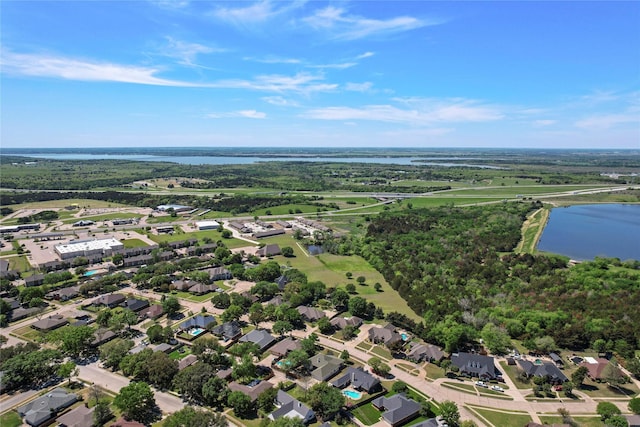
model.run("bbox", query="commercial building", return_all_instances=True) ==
[196,220,220,230]
[55,238,124,260]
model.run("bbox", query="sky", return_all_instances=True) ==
[1,1,639,149]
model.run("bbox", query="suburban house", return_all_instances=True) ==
[56,404,95,427]
[172,279,198,292]
[178,354,198,371]
[368,324,403,347]
[228,379,273,402]
[309,353,343,381]
[45,286,80,301]
[178,315,216,332]
[269,337,302,358]
[626,415,640,427]
[17,388,78,426]
[139,304,164,320]
[92,328,117,347]
[372,394,422,427]
[112,417,146,427]
[331,367,381,394]
[122,298,149,313]
[330,316,362,330]
[92,293,126,308]
[411,417,450,427]
[188,283,218,295]
[267,295,285,306]
[549,352,564,367]
[406,342,445,363]
[451,352,500,380]
[580,357,619,381]
[31,314,69,331]
[239,329,276,352]
[269,390,316,424]
[25,274,45,287]
[254,229,285,239]
[297,306,326,322]
[205,267,232,281]
[153,343,174,353]
[211,321,243,342]
[256,243,282,257]
[516,360,568,384]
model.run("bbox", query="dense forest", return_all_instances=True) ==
[326,202,640,357]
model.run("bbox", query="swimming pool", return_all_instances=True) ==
[84,270,98,277]
[189,327,205,336]
[342,389,362,400]
[401,333,409,341]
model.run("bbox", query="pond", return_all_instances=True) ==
[307,245,324,255]
[537,204,640,261]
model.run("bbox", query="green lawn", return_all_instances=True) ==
[169,346,192,360]
[466,405,532,427]
[9,255,32,273]
[351,402,382,425]
[538,415,604,427]
[120,238,148,248]
[0,411,23,427]
[253,235,422,321]
[61,212,143,224]
[499,361,532,390]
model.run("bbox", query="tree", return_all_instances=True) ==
[348,296,367,317]
[441,359,452,374]
[627,357,640,379]
[563,381,574,397]
[269,418,306,427]
[368,357,391,377]
[221,305,244,322]
[147,351,178,389]
[439,401,460,427]
[597,402,621,421]
[629,397,640,414]
[345,272,353,279]
[162,296,181,318]
[112,253,124,266]
[257,387,278,414]
[147,324,166,344]
[331,288,349,308]
[282,246,294,257]
[249,303,266,326]
[49,325,95,358]
[301,333,318,357]
[273,320,294,336]
[533,335,557,354]
[606,415,629,427]
[228,391,255,418]
[374,282,382,292]
[345,283,356,294]
[306,382,345,421]
[342,325,357,340]
[56,361,78,385]
[317,316,333,334]
[211,292,231,309]
[93,400,113,426]
[173,362,216,403]
[340,350,350,362]
[480,323,512,355]
[233,355,258,383]
[356,276,366,285]
[602,360,626,389]
[571,366,588,387]
[202,376,230,410]
[113,382,157,424]
[392,381,408,393]
[99,338,134,370]
[163,407,228,427]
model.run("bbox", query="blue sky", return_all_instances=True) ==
[1,1,639,149]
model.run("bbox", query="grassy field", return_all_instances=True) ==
[8,255,32,273]
[120,238,148,248]
[447,184,613,197]
[61,212,144,224]
[259,234,422,321]
[538,415,604,427]
[466,405,532,427]
[515,207,549,254]
[2,199,130,210]
[0,411,22,427]
[499,362,533,390]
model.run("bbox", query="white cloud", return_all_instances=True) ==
[213,1,305,26]
[303,99,503,125]
[0,50,200,86]
[213,72,337,94]
[345,82,373,92]
[302,6,437,40]
[575,113,639,130]
[262,96,299,107]
[206,110,267,119]
[163,37,223,66]
[244,56,302,64]
[307,62,357,70]
[356,52,375,60]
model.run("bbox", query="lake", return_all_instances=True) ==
[537,204,640,261]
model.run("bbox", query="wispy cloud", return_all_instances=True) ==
[345,82,373,92]
[213,72,337,94]
[162,37,223,67]
[307,62,357,70]
[303,98,503,125]
[244,56,302,64]
[206,110,267,119]
[356,52,375,60]
[213,1,305,26]
[575,113,638,130]
[302,6,437,40]
[533,119,557,127]
[0,50,200,87]
[262,96,299,107]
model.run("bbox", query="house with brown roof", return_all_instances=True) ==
[406,342,444,363]
[56,404,95,427]
[309,353,342,381]
[580,357,618,381]
[206,267,232,281]
[92,293,125,308]
[297,306,326,322]
[178,354,198,370]
[330,316,362,330]
[228,379,273,402]
[112,417,145,427]
[270,337,302,358]
[172,279,198,292]
[188,283,218,295]
[31,314,69,331]
[256,243,282,257]
[139,304,164,320]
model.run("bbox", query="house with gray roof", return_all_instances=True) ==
[407,342,444,363]
[239,329,276,351]
[139,304,163,320]
[516,359,568,384]
[172,279,198,292]
[297,306,326,322]
[627,415,640,427]
[368,324,402,347]
[269,390,315,424]
[122,298,149,312]
[92,328,117,346]
[31,314,68,331]
[46,286,80,301]
[331,366,381,394]
[92,293,125,308]
[188,283,218,295]
[229,379,273,402]
[178,315,216,331]
[330,316,362,330]
[451,352,499,380]
[56,404,95,427]
[178,354,198,371]
[256,243,282,256]
[372,394,421,427]
[410,417,449,427]
[211,321,242,342]
[206,267,232,281]
[17,388,78,426]
[309,353,343,381]
[25,274,45,287]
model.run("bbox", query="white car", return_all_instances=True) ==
[491,385,504,392]
[475,381,488,388]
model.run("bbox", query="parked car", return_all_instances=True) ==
[475,381,488,388]
[491,385,504,392]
